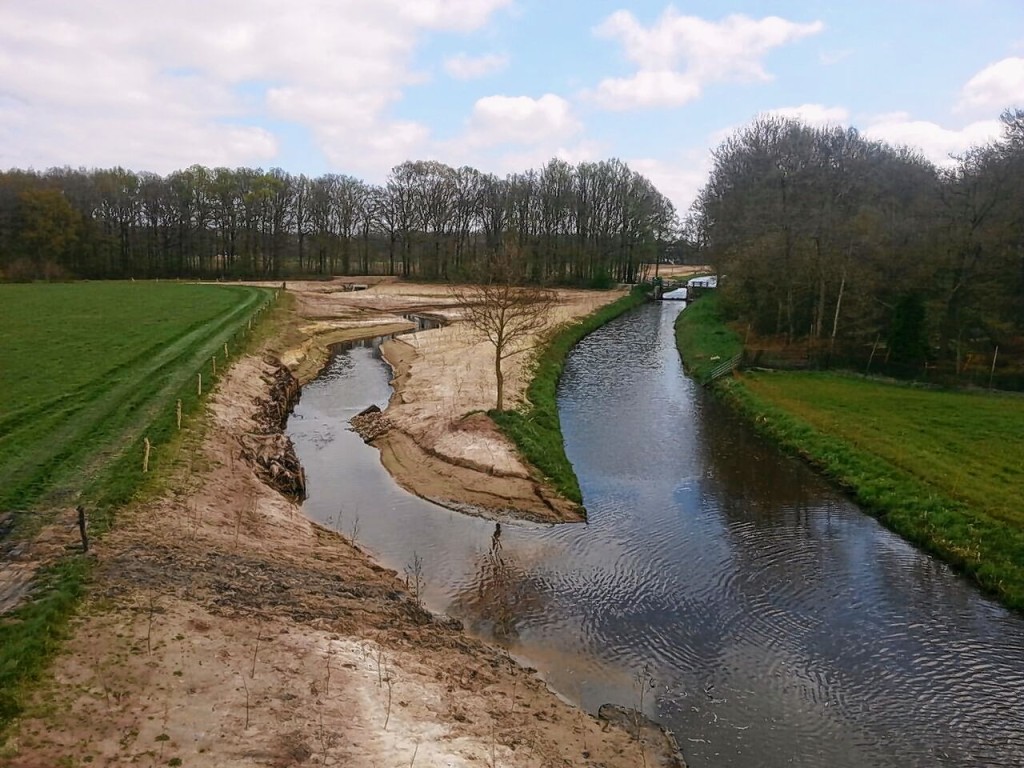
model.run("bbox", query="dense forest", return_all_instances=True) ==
[692,108,1024,375]
[0,159,675,286]
[4,107,1022,376]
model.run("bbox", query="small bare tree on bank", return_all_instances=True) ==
[449,252,557,411]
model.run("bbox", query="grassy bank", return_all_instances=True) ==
[0,281,280,735]
[672,292,743,383]
[675,296,1024,611]
[490,289,649,507]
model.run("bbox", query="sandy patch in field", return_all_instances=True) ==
[3,349,678,768]
[646,264,710,280]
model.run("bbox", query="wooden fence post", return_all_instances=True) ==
[143,437,151,473]
[176,399,182,430]
[866,334,880,374]
[77,506,89,553]
[198,372,202,396]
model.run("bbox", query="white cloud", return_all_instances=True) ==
[587,71,701,111]
[629,152,713,216]
[266,88,396,126]
[853,56,1022,166]
[465,94,581,146]
[588,10,824,110]
[438,95,598,184]
[0,0,512,174]
[402,0,514,32]
[957,57,1024,113]
[444,53,509,80]
[0,99,278,172]
[763,104,850,126]
[862,112,1003,165]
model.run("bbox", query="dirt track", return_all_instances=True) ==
[3,279,684,767]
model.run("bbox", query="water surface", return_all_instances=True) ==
[289,302,1024,767]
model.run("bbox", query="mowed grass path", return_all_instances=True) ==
[0,282,270,515]
[0,281,272,733]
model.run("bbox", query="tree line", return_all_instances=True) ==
[692,107,1024,375]
[0,158,675,286]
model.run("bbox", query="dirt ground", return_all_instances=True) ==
[646,265,708,280]
[3,279,684,767]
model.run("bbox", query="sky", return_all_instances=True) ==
[1,0,1022,217]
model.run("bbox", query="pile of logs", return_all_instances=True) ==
[253,356,302,431]
[350,404,392,443]
[238,358,306,500]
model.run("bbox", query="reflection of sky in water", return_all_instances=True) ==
[289,306,1024,768]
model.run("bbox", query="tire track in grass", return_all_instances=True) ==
[0,292,253,442]
[72,287,268,502]
[1,286,268,512]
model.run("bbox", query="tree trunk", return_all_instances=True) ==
[829,271,846,357]
[494,348,504,411]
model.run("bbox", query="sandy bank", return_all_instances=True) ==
[371,284,626,522]
[268,278,625,521]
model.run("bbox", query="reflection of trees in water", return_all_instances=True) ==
[690,384,969,631]
[689,388,849,616]
[694,390,823,524]
[447,523,548,643]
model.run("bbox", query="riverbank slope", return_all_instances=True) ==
[2,283,682,767]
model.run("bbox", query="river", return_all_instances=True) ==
[287,301,1024,767]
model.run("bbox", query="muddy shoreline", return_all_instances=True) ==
[5,280,684,767]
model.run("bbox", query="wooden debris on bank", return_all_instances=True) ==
[237,358,306,500]
[597,704,688,768]
[254,356,303,431]
[349,404,392,443]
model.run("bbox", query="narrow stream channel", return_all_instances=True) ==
[288,301,1024,767]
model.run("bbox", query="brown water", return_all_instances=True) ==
[288,302,1024,767]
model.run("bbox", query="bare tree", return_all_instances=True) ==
[449,251,557,410]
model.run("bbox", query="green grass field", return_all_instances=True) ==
[0,281,271,517]
[672,293,743,383]
[0,280,274,734]
[742,372,1024,530]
